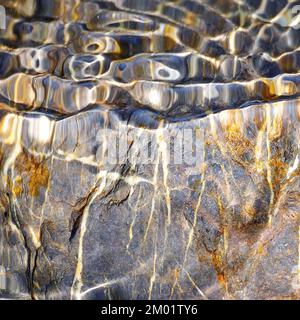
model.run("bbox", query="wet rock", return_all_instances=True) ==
[0,0,299,300]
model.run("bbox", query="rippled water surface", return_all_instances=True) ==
[0,0,300,301]
[0,0,299,117]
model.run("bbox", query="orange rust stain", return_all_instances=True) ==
[269,158,288,182]
[225,123,253,158]
[269,157,288,200]
[173,267,180,281]
[12,175,23,197]
[15,152,49,197]
[211,245,228,292]
[212,251,223,270]
[217,273,226,286]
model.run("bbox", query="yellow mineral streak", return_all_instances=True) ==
[70,187,101,299]
[12,175,23,197]
[184,177,206,267]
[183,267,208,300]
[265,106,274,226]
[169,138,207,298]
[126,188,141,250]
[71,171,123,299]
[157,126,171,225]
[170,178,207,299]
[254,118,266,173]
[148,240,157,300]
[143,153,159,243]
[79,277,127,298]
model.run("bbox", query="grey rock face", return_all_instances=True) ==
[0,0,299,300]
[0,101,299,300]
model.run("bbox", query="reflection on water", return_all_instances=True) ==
[0,0,300,301]
[0,0,299,117]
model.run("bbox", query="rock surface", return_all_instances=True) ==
[0,0,299,300]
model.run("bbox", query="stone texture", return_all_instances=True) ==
[0,0,299,300]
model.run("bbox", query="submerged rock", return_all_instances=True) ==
[0,0,299,300]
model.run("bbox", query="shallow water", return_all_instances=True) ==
[0,0,300,300]
[0,0,299,118]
